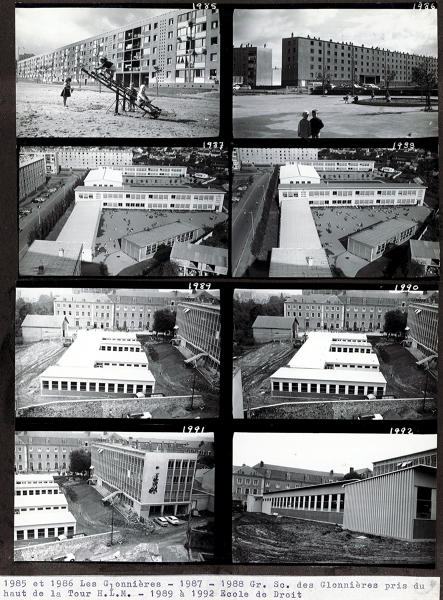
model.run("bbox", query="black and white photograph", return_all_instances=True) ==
[19,146,228,277]
[14,430,215,562]
[16,7,220,137]
[232,146,439,278]
[232,433,436,564]
[15,287,221,418]
[233,9,437,138]
[232,288,438,420]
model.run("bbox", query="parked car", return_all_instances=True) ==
[165,516,181,526]
[357,413,384,420]
[154,517,169,527]
[52,554,75,562]
[56,534,68,541]
[126,412,152,419]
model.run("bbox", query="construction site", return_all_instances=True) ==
[15,337,219,418]
[232,512,435,565]
[15,476,214,563]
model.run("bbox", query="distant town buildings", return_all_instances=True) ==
[281,35,437,88]
[233,44,273,86]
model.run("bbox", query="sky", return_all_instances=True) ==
[16,8,173,56]
[17,431,213,442]
[17,288,220,302]
[234,9,438,68]
[233,433,437,474]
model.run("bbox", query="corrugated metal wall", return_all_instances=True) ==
[343,469,415,540]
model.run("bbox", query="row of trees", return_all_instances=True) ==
[250,166,279,257]
[27,192,74,246]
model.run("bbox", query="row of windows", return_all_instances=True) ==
[272,381,385,396]
[268,492,345,512]
[16,506,67,513]
[15,525,74,541]
[42,380,153,394]
[99,344,142,352]
[16,489,60,496]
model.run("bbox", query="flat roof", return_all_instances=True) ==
[19,155,44,168]
[373,448,437,465]
[410,240,440,261]
[286,331,375,370]
[76,186,224,194]
[343,465,437,487]
[270,248,331,277]
[14,510,77,527]
[15,494,68,508]
[349,219,417,246]
[123,222,196,247]
[57,201,102,246]
[15,474,55,482]
[55,293,113,304]
[84,168,123,186]
[271,366,387,384]
[20,241,83,276]
[170,242,228,267]
[279,198,323,249]
[95,350,148,364]
[263,479,352,496]
[280,163,320,181]
[41,364,155,383]
[278,182,426,190]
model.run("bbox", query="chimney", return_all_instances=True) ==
[350,467,354,473]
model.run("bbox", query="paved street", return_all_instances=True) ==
[18,170,87,258]
[233,94,438,138]
[232,170,271,276]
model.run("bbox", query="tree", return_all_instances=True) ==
[342,470,364,481]
[385,69,396,92]
[153,308,176,333]
[153,244,172,263]
[411,64,437,111]
[69,449,91,477]
[316,68,331,94]
[384,309,407,338]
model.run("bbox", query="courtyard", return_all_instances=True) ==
[93,208,227,275]
[233,93,438,138]
[16,82,219,138]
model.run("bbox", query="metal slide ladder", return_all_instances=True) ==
[81,67,162,118]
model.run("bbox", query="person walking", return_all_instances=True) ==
[297,111,311,139]
[370,88,375,101]
[310,110,324,138]
[60,77,72,107]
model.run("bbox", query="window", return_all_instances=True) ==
[416,487,433,519]
[38,529,45,539]
[301,383,308,393]
[27,529,35,539]
[329,385,336,394]
[17,530,25,540]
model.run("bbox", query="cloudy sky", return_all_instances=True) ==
[233,433,437,473]
[234,9,438,68]
[16,8,172,56]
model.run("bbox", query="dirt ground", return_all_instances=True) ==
[15,340,67,409]
[17,82,219,138]
[143,342,219,416]
[232,512,435,565]
[233,342,296,408]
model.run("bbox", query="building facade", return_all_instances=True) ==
[19,156,46,201]
[372,449,437,476]
[121,223,204,262]
[17,9,220,88]
[175,302,221,370]
[347,220,418,263]
[407,302,438,357]
[57,148,134,169]
[170,242,229,277]
[75,186,225,212]
[281,35,437,88]
[91,443,198,518]
[233,45,273,86]
[252,315,297,343]
[284,292,408,332]
[236,147,319,167]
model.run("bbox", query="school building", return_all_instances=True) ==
[39,329,156,397]
[281,35,437,88]
[91,443,198,518]
[347,219,418,263]
[170,241,229,276]
[17,8,220,88]
[270,331,387,399]
[175,302,221,371]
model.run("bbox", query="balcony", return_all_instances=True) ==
[194,60,206,69]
